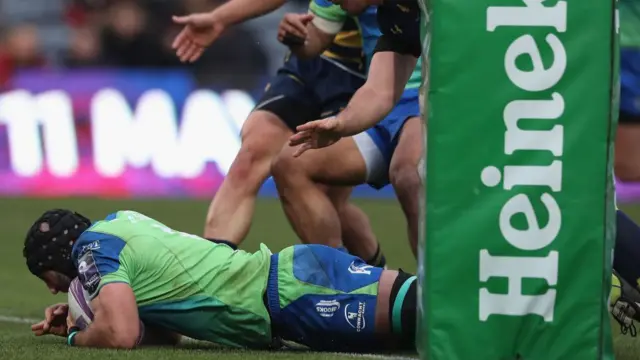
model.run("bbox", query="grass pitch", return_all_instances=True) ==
[0,197,639,360]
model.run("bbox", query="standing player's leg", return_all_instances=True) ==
[310,64,387,263]
[615,48,640,182]
[266,244,416,352]
[389,115,423,257]
[330,186,385,264]
[204,74,317,245]
[272,137,369,248]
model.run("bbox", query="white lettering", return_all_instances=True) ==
[503,161,563,192]
[504,93,565,155]
[499,193,561,251]
[481,0,568,323]
[479,250,558,321]
[504,34,567,92]
[0,90,78,177]
[487,0,567,32]
[92,89,251,178]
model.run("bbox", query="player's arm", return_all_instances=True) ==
[282,17,338,59]
[70,283,141,349]
[68,231,148,349]
[213,0,287,26]
[140,326,182,346]
[283,1,346,59]
[333,35,418,136]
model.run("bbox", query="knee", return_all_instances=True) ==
[390,162,422,199]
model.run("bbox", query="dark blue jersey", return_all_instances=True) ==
[374,0,421,58]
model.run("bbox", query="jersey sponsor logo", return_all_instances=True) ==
[315,300,341,318]
[80,240,101,253]
[77,251,101,295]
[348,261,373,275]
[344,302,366,332]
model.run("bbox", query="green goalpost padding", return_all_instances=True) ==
[417,0,619,358]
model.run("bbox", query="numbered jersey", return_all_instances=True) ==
[70,211,273,349]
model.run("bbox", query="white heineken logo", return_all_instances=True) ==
[479,0,568,323]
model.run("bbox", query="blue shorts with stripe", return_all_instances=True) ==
[255,55,365,130]
[265,244,384,352]
[353,87,421,188]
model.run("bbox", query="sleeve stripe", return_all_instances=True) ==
[312,15,344,35]
[309,1,347,22]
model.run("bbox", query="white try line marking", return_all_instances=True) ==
[0,315,38,324]
[346,354,417,360]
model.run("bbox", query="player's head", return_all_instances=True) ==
[330,0,381,14]
[23,209,91,294]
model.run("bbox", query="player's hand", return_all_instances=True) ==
[31,303,68,337]
[278,13,314,46]
[289,116,344,157]
[172,12,226,63]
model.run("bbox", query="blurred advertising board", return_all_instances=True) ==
[0,69,391,198]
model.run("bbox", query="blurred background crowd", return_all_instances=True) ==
[0,0,309,91]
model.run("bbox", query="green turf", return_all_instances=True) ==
[0,197,639,359]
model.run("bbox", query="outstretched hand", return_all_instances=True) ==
[172,13,226,63]
[31,303,69,337]
[289,116,344,157]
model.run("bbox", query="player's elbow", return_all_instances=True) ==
[108,332,139,349]
[106,323,141,349]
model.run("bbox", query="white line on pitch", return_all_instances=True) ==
[0,315,38,324]
[344,353,418,360]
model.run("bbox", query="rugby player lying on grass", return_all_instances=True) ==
[25,210,417,351]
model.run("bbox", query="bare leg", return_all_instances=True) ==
[329,187,381,263]
[271,138,367,248]
[204,111,290,244]
[389,116,424,257]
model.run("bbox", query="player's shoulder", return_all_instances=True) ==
[71,210,145,259]
[72,225,128,261]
